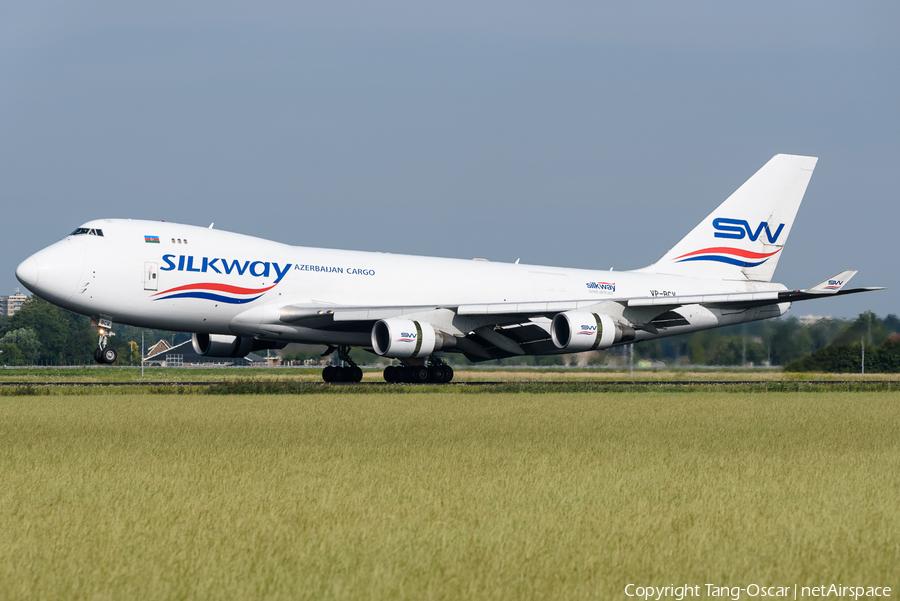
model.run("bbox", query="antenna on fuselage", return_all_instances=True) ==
[209,223,214,229]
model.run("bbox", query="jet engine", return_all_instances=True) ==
[550,312,635,352]
[192,333,285,358]
[371,318,450,358]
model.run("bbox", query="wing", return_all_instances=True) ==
[234,271,883,361]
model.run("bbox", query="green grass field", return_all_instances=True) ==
[2,392,898,600]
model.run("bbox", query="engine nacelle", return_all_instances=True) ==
[550,312,635,352]
[371,319,442,358]
[192,333,285,358]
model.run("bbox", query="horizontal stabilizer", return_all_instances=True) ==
[627,286,884,308]
[628,279,883,310]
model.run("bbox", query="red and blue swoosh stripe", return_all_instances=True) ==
[673,247,781,268]
[152,282,276,304]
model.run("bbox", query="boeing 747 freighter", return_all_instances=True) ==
[15,155,882,382]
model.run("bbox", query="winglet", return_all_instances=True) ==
[803,270,858,294]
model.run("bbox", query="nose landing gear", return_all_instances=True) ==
[93,318,117,364]
[321,345,363,383]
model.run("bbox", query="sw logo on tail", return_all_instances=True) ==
[712,218,785,243]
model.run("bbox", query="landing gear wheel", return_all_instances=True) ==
[94,348,103,364]
[101,348,117,364]
[410,366,430,383]
[323,364,363,383]
[386,365,410,383]
[384,362,452,383]
[430,365,453,383]
[322,346,364,383]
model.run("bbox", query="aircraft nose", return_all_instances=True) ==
[15,240,87,305]
[16,257,39,289]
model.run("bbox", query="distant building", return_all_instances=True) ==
[146,339,174,357]
[0,289,28,316]
[797,314,833,326]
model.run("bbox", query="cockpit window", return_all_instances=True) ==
[69,228,104,237]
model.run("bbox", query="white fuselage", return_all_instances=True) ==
[17,218,790,352]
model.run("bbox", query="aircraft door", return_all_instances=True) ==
[144,262,158,291]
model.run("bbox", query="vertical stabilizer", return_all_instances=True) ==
[643,154,817,282]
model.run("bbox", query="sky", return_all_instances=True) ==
[2,1,898,319]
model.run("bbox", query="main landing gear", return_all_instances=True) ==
[319,347,455,384]
[321,346,363,383]
[93,318,117,364]
[383,358,454,384]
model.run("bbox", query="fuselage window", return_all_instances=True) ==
[171,238,176,243]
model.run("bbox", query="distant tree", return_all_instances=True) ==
[805,318,845,352]
[0,341,22,365]
[688,332,708,365]
[634,340,663,361]
[785,337,900,373]
[832,311,890,347]
[705,334,766,366]
[785,344,862,373]
[882,314,900,336]
[0,328,42,365]
[280,346,329,365]
[127,341,141,365]
[873,338,900,372]
[763,318,809,365]
[0,296,93,365]
[2,297,68,363]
